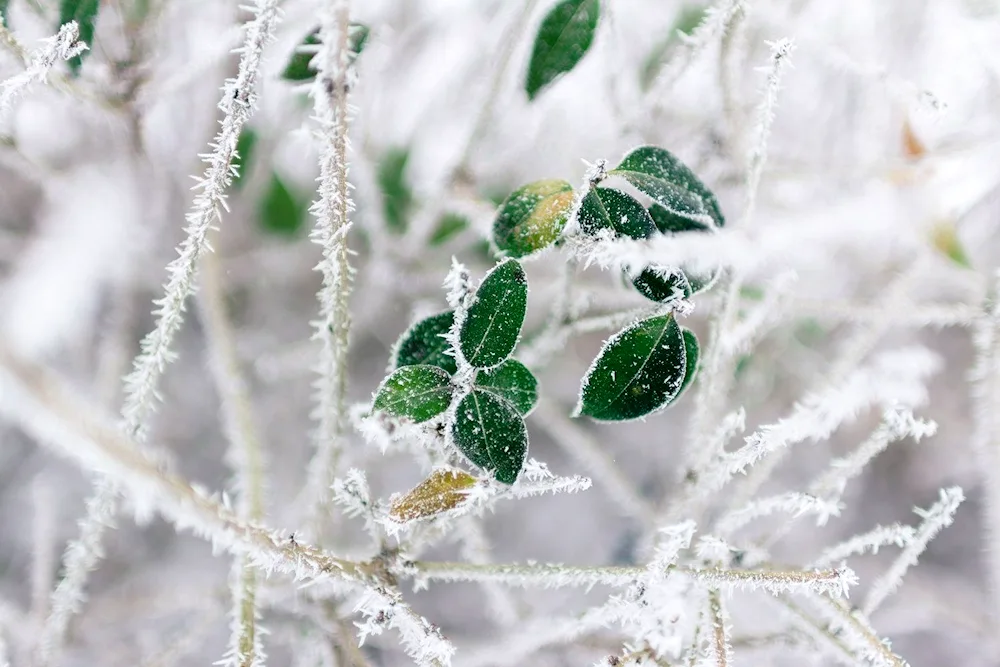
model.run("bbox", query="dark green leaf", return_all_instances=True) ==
[576,314,687,421]
[631,265,690,302]
[394,311,457,375]
[460,259,528,369]
[374,365,454,423]
[378,148,413,234]
[648,202,711,234]
[647,203,717,295]
[525,0,600,100]
[1,0,11,27]
[232,128,258,189]
[282,23,369,82]
[476,359,538,416]
[577,187,655,239]
[452,389,528,484]
[677,328,699,399]
[59,0,99,76]
[639,6,707,90]
[611,146,725,227]
[430,212,470,246]
[493,179,574,258]
[259,173,306,236]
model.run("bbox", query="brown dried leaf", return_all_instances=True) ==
[389,469,476,522]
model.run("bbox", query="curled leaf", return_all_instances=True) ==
[389,469,476,522]
[611,146,725,227]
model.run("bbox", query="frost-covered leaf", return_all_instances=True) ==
[677,327,699,398]
[389,468,476,522]
[394,311,457,375]
[460,259,528,368]
[59,0,100,75]
[258,172,306,236]
[429,212,469,246]
[378,147,414,234]
[577,187,655,239]
[648,201,711,234]
[452,389,528,484]
[476,359,538,416]
[611,146,725,227]
[576,314,688,421]
[373,365,454,423]
[493,179,574,258]
[646,203,718,294]
[525,0,600,100]
[631,265,690,303]
[232,128,258,189]
[282,23,369,81]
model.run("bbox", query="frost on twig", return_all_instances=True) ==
[863,487,964,615]
[302,0,358,523]
[0,22,86,118]
[120,0,282,441]
[35,480,117,666]
[714,492,843,537]
[810,523,915,569]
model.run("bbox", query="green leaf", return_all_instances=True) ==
[373,365,454,423]
[259,173,306,236]
[525,0,600,100]
[378,147,414,234]
[460,259,528,369]
[611,146,725,227]
[429,212,469,246]
[394,311,457,375]
[232,128,258,189]
[648,202,711,234]
[493,179,574,258]
[282,23,369,82]
[1,0,11,27]
[452,389,528,484]
[476,359,538,416]
[646,203,717,295]
[576,314,688,421]
[677,327,699,399]
[631,265,691,303]
[577,187,655,239]
[59,0,99,76]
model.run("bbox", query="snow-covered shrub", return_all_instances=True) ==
[0,0,997,665]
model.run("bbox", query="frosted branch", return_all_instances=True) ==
[809,408,936,500]
[810,524,915,569]
[302,0,358,521]
[715,492,843,537]
[863,487,964,615]
[35,480,118,666]
[0,22,86,118]
[744,38,795,222]
[197,250,268,667]
[708,590,732,667]
[120,0,282,441]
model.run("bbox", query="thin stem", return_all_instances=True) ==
[302,0,357,527]
[198,248,268,667]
